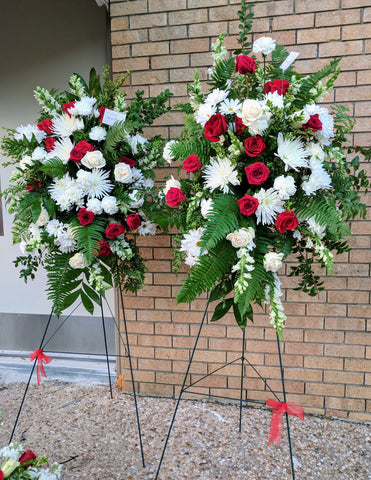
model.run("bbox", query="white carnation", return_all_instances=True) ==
[253,36,276,55]
[101,196,119,215]
[86,198,103,215]
[89,126,107,141]
[273,175,297,200]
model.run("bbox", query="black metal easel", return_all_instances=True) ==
[154,299,297,479]
[8,291,145,467]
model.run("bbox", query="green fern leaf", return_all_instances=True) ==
[209,57,236,90]
[39,158,67,179]
[177,241,236,304]
[70,217,106,265]
[44,252,83,317]
[201,194,239,251]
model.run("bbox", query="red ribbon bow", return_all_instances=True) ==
[266,399,304,446]
[29,349,52,386]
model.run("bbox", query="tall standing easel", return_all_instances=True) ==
[8,289,146,467]
[154,299,298,479]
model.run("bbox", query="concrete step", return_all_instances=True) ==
[0,350,117,385]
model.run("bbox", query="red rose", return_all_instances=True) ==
[37,119,53,135]
[276,210,299,233]
[234,116,246,136]
[69,140,95,163]
[119,157,136,167]
[77,208,95,226]
[45,136,56,152]
[62,101,76,116]
[97,239,111,256]
[165,187,186,208]
[237,194,259,216]
[0,471,3,480]
[26,181,43,191]
[98,106,109,123]
[126,213,142,230]
[19,450,37,469]
[182,154,202,174]
[245,162,270,185]
[302,114,322,132]
[235,55,257,74]
[106,223,126,239]
[204,113,227,142]
[264,79,290,96]
[244,136,266,157]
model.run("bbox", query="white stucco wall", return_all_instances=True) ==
[0,0,110,315]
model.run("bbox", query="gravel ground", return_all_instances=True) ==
[0,380,370,480]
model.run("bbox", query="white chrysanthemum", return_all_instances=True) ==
[254,188,285,225]
[15,124,46,143]
[180,227,206,259]
[253,36,276,55]
[205,88,229,106]
[55,228,77,253]
[75,169,91,194]
[219,98,242,115]
[302,168,332,195]
[184,253,200,267]
[203,157,240,194]
[273,175,297,200]
[303,104,334,145]
[263,91,285,109]
[128,190,144,208]
[32,146,48,162]
[263,252,284,272]
[69,252,88,269]
[276,133,309,171]
[86,198,103,215]
[69,96,96,116]
[164,175,181,195]
[86,169,114,198]
[131,167,145,187]
[51,113,84,137]
[137,219,157,236]
[65,182,85,208]
[127,133,147,154]
[200,198,213,218]
[307,217,326,238]
[194,103,217,127]
[142,177,154,189]
[306,142,325,160]
[163,140,177,165]
[49,137,74,164]
[101,196,119,215]
[46,219,64,237]
[89,125,107,141]
[49,174,74,202]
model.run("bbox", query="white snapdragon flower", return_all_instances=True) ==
[127,133,147,154]
[163,140,177,164]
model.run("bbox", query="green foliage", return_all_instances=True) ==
[293,58,341,109]
[39,158,67,179]
[176,241,236,304]
[270,44,296,79]
[209,57,236,90]
[201,194,239,251]
[44,252,83,317]
[234,0,255,55]
[126,89,173,132]
[69,217,106,265]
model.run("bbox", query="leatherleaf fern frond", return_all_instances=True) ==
[201,194,239,251]
[70,217,106,265]
[293,58,341,109]
[294,192,349,238]
[176,241,236,304]
[104,119,139,155]
[171,138,212,163]
[44,251,83,317]
[39,158,67,179]
[209,57,236,89]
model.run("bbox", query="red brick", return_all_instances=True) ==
[132,41,169,57]
[324,370,364,385]
[189,22,228,38]
[169,9,208,25]
[345,332,371,346]
[170,38,210,54]
[130,12,167,29]
[303,356,343,370]
[297,27,341,44]
[325,397,366,411]
[319,40,363,58]
[345,358,371,372]
[342,24,371,40]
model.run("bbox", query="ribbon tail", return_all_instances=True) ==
[268,409,285,446]
[36,362,42,387]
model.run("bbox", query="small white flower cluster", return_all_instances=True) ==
[180,227,205,267]
[266,274,287,334]
[88,263,111,294]
[109,237,133,260]
[28,462,62,480]
[232,249,255,296]
[0,442,23,461]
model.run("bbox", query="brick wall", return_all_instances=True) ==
[111,0,371,420]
